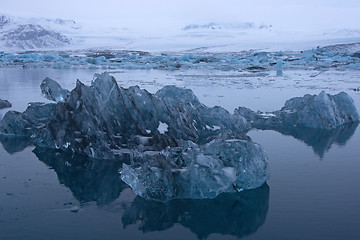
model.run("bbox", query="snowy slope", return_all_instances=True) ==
[1,13,360,53]
[0,14,79,50]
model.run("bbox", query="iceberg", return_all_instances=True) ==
[0,98,12,109]
[1,73,249,159]
[0,73,268,200]
[40,77,69,102]
[236,91,359,130]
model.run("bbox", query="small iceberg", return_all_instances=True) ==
[236,91,359,130]
[40,77,69,102]
[0,98,12,109]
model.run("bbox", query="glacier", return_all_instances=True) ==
[0,98,12,109]
[0,72,359,201]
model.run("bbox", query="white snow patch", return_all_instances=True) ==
[158,121,168,134]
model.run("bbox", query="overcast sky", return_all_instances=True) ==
[2,0,360,31]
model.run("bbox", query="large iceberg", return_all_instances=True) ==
[0,73,267,200]
[236,91,359,130]
[1,73,249,159]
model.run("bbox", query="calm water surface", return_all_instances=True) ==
[0,68,360,240]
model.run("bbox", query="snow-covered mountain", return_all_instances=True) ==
[0,24,71,49]
[0,13,360,53]
[182,22,272,31]
[0,14,80,50]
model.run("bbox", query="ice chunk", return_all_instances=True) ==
[40,77,69,102]
[0,102,56,136]
[276,59,283,76]
[0,99,12,109]
[236,91,360,130]
[120,139,269,201]
[122,183,269,239]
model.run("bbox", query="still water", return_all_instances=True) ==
[0,68,360,240]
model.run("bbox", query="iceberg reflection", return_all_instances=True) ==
[0,135,32,154]
[264,122,359,158]
[33,147,128,204]
[122,183,269,239]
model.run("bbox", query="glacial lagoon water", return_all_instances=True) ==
[0,67,360,240]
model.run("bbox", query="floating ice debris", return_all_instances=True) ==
[121,139,269,201]
[50,205,81,213]
[352,52,360,58]
[275,59,283,76]
[40,77,69,102]
[0,47,359,71]
[70,206,80,213]
[236,91,360,130]
[0,99,12,109]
